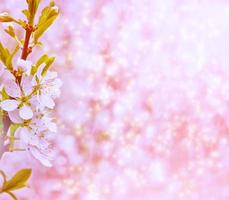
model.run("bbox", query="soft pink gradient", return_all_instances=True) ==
[1,0,229,199]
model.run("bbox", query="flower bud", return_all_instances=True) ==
[0,12,15,22]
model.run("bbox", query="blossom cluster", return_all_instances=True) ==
[0,58,61,167]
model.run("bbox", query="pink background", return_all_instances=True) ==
[1,0,229,199]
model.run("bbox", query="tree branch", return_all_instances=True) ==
[21,24,33,60]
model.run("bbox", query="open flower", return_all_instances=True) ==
[15,126,54,167]
[14,111,56,167]
[32,66,62,110]
[0,75,34,120]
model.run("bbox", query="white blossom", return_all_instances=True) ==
[0,60,61,166]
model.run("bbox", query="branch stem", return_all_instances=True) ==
[21,24,33,60]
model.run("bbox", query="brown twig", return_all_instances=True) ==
[21,24,33,60]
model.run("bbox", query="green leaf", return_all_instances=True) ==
[22,9,30,20]
[42,57,55,76]
[17,19,27,29]
[31,54,55,75]
[37,1,57,25]
[26,0,41,24]
[35,41,43,47]
[1,88,10,100]
[6,45,19,69]
[34,15,58,43]
[4,25,16,38]
[0,12,17,23]
[31,54,48,75]
[1,169,32,192]
[36,54,49,66]
[33,1,59,43]
[0,42,12,69]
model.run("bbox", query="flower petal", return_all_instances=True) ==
[45,71,57,80]
[47,122,57,133]
[8,109,23,123]
[21,75,33,96]
[19,105,33,120]
[1,70,15,84]
[18,127,30,144]
[0,100,19,111]
[40,95,55,109]
[17,58,32,73]
[36,63,46,80]
[30,147,52,167]
[4,80,21,98]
